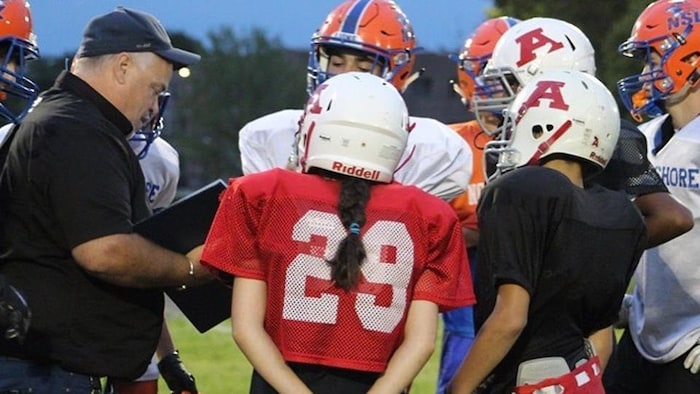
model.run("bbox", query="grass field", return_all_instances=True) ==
[159,312,443,394]
[160,309,627,393]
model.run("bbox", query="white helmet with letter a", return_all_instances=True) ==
[473,17,596,120]
[298,71,410,183]
[486,70,619,178]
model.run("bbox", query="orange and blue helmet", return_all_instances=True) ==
[617,0,700,120]
[307,0,418,94]
[0,0,40,123]
[451,16,520,109]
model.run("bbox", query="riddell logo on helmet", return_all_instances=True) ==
[332,161,380,180]
[589,151,607,166]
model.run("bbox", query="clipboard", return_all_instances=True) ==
[134,179,232,333]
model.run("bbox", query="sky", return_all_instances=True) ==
[31,0,493,57]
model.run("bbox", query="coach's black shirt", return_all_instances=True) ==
[0,71,162,379]
[475,166,646,393]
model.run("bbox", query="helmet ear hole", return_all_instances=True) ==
[532,124,544,138]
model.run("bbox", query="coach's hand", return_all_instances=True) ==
[158,350,198,393]
[684,338,700,374]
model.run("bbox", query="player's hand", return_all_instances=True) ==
[683,338,700,374]
[0,275,31,343]
[158,350,198,393]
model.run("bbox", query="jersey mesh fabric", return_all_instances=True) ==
[588,119,667,196]
[201,169,474,373]
[476,167,646,392]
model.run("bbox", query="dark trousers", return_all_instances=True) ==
[604,329,700,394]
[250,362,381,394]
[0,356,101,393]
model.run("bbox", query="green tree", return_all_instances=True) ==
[167,27,307,189]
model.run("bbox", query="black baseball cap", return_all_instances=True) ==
[76,7,200,70]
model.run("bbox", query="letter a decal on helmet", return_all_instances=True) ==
[515,28,565,67]
[515,80,569,124]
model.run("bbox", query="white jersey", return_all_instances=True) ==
[238,109,473,201]
[630,113,700,362]
[129,137,180,213]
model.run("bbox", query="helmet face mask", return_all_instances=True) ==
[307,0,417,94]
[471,66,522,135]
[0,0,40,123]
[130,92,170,160]
[451,16,520,112]
[485,70,620,180]
[617,0,700,120]
[298,72,410,183]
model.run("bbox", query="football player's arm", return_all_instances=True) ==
[449,284,529,393]
[587,325,614,370]
[618,120,693,247]
[231,276,312,394]
[368,300,438,393]
[634,192,693,248]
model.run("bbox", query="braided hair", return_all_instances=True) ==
[326,176,371,291]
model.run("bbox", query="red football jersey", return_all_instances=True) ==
[201,168,474,373]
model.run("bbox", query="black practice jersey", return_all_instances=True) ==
[475,166,646,393]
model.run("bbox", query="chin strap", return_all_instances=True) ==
[527,120,573,166]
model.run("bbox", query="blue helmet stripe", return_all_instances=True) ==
[341,0,371,34]
[505,17,520,28]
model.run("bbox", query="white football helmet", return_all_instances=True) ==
[473,17,596,129]
[298,72,410,183]
[485,70,619,178]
